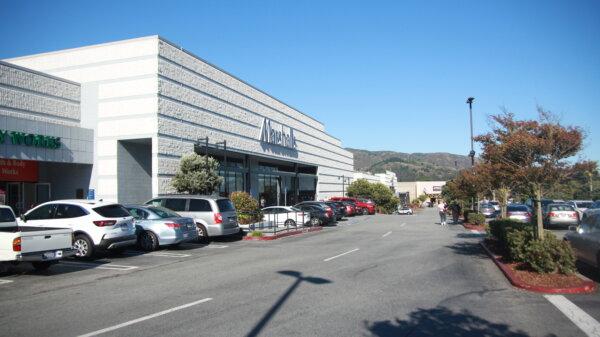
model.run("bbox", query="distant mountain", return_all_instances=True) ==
[346,148,471,182]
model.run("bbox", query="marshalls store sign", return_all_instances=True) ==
[259,118,297,149]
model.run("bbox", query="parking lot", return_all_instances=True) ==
[1,210,599,337]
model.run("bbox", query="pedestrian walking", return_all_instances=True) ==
[450,201,461,224]
[437,201,447,226]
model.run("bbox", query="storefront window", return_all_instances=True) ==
[258,174,279,207]
[219,170,245,196]
[298,176,316,202]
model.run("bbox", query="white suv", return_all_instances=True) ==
[19,200,136,258]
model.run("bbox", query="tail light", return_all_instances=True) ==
[526,212,532,217]
[165,222,181,228]
[94,220,117,227]
[568,212,578,218]
[12,237,21,252]
[213,212,223,224]
[548,212,556,217]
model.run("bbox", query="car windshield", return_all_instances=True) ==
[549,205,574,211]
[216,199,235,212]
[575,202,593,208]
[0,208,15,222]
[508,205,528,212]
[290,207,302,212]
[93,204,131,218]
[148,206,180,219]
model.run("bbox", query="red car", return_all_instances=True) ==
[329,197,376,215]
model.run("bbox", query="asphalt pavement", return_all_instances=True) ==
[1,208,599,337]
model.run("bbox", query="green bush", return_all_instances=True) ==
[489,219,533,247]
[523,232,576,274]
[463,209,475,220]
[506,229,533,263]
[467,213,486,226]
[249,230,263,237]
[230,191,262,224]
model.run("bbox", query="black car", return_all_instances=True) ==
[323,201,345,220]
[294,203,333,226]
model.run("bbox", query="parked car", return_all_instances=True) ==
[567,200,594,218]
[294,203,333,226]
[489,201,501,212]
[1,205,75,271]
[262,206,313,227]
[396,206,413,215]
[583,201,600,221]
[564,209,600,269]
[18,200,136,258]
[479,203,497,218]
[323,201,345,221]
[506,204,532,223]
[125,205,198,251]
[294,201,336,222]
[146,195,240,241]
[329,197,375,215]
[339,201,357,216]
[544,203,579,228]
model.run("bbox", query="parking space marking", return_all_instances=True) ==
[544,295,600,337]
[324,248,360,262]
[150,252,191,258]
[382,231,392,238]
[59,261,139,271]
[400,223,406,227]
[206,244,228,249]
[77,297,212,337]
[0,279,13,285]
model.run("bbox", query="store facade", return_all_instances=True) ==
[0,61,93,214]
[6,36,353,207]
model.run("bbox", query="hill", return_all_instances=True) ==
[346,148,471,182]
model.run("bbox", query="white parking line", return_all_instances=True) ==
[59,261,139,271]
[206,245,228,249]
[324,248,360,262]
[0,279,13,285]
[400,223,406,227]
[382,231,392,238]
[150,252,191,258]
[77,297,212,337]
[544,295,600,337]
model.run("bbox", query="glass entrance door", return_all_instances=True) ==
[7,182,22,215]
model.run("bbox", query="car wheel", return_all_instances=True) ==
[32,261,52,271]
[284,219,296,227]
[196,223,209,243]
[140,231,159,251]
[310,217,321,226]
[73,234,94,258]
[363,208,369,215]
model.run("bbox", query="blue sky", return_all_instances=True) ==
[1,0,598,161]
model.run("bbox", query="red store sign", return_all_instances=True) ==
[0,158,39,182]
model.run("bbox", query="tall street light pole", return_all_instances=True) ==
[466,97,475,166]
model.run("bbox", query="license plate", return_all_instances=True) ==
[43,252,55,259]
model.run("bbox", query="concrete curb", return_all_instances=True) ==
[243,226,323,241]
[480,242,597,294]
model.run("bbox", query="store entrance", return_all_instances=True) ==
[1,182,51,215]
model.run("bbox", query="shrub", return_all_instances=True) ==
[506,229,533,263]
[467,213,486,226]
[230,191,262,224]
[171,153,222,194]
[489,219,533,247]
[249,230,263,237]
[463,209,475,221]
[524,232,576,274]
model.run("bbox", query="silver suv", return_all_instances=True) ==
[145,195,239,240]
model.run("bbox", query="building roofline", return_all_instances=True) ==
[0,59,80,86]
[155,36,334,137]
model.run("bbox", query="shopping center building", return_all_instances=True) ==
[2,36,353,208]
[0,61,94,214]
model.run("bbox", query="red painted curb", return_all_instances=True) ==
[243,226,323,241]
[480,242,597,294]
[463,224,486,231]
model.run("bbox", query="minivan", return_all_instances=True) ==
[145,195,240,240]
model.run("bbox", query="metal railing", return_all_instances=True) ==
[237,211,314,235]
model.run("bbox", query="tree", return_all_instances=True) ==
[370,183,399,213]
[347,179,374,199]
[474,109,584,240]
[230,191,262,224]
[171,153,223,195]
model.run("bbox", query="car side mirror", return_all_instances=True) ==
[568,225,577,232]
[20,214,27,222]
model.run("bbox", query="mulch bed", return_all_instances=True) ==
[463,223,486,231]
[482,239,596,293]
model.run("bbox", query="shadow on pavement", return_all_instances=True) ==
[364,306,556,337]
[445,242,489,259]
[245,270,331,337]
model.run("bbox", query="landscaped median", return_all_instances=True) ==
[479,219,596,294]
[243,226,323,241]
